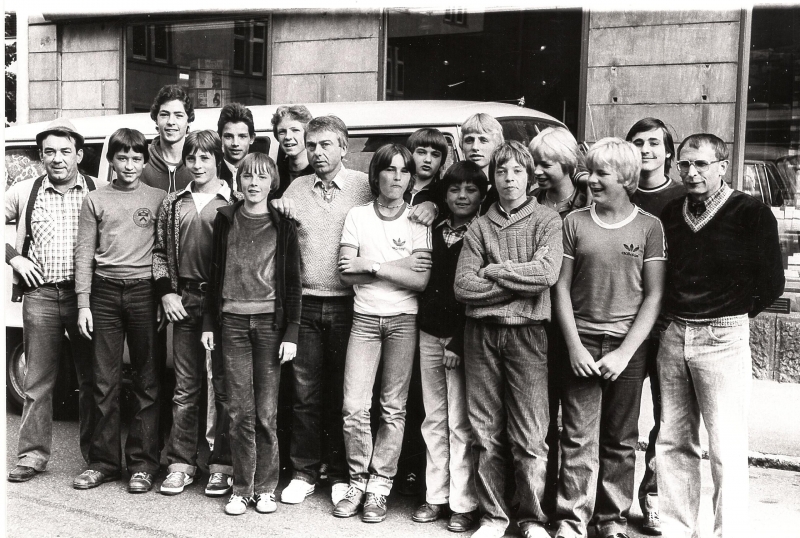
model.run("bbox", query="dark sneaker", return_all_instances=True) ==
[447,511,478,532]
[128,472,154,493]
[412,502,446,523]
[7,465,38,483]
[205,472,233,497]
[397,471,419,496]
[362,492,388,523]
[73,469,121,490]
[160,471,193,495]
[332,485,364,518]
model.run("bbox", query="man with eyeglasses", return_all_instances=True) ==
[656,133,784,538]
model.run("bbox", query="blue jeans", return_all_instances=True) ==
[88,277,160,475]
[17,286,94,471]
[166,287,232,476]
[656,319,751,538]
[555,333,647,538]
[289,295,352,485]
[464,319,550,532]
[221,312,282,497]
[342,312,417,496]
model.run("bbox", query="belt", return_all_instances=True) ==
[40,280,75,290]
[178,278,208,292]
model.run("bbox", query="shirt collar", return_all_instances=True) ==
[42,174,86,192]
[438,213,479,231]
[313,166,348,190]
[180,180,232,202]
[497,196,533,219]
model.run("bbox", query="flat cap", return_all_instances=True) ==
[36,117,84,148]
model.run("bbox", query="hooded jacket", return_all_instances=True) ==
[142,135,194,194]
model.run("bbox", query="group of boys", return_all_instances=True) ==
[5,83,783,538]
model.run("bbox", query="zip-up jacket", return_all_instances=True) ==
[142,135,194,194]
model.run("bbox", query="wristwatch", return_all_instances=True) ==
[371,262,381,275]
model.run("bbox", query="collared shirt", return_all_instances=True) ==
[438,213,479,248]
[29,174,90,283]
[682,182,732,232]
[177,180,233,211]
[496,196,534,220]
[223,160,238,192]
[312,166,349,203]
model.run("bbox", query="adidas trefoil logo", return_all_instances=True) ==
[392,238,406,250]
[621,243,640,257]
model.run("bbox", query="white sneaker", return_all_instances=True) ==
[331,482,350,505]
[225,494,250,516]
[471,525,506,538]
[255,492,278,513]
[280,478,315,504]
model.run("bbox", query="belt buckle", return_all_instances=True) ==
[197,282,208,292]
[53,280,71,290]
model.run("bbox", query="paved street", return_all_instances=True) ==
[5,411,800,538]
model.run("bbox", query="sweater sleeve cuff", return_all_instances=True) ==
[6,243,20,265]
[154,277,174,301]
[202,313,215,333]
[283,321,300,344]
[483,264,503,280]
[77,293,91,309]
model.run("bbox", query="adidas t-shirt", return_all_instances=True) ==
[563,204,666,337]
[340,201,432,316]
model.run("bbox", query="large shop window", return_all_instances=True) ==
[746,7,800,289]
[125,19,268,113]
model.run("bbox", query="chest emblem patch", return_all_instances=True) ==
[621,243,640,258]
[134,208,154,228]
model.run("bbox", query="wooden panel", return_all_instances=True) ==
[61,51,119,81]
[271,74,323,104]
[62,22,121,53]
[590,10,739,29]
[29,81,59,109]
[29,109,59,123]
[62,81,120,110]
[321,73,378,102]
[586,64,738,105]
[272,12,380,42]
[28,24,57,53]
[29,53,59,81]
[588,23,739,66]
[272,39,378,75]
[584,103,736,143]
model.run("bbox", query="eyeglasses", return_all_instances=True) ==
[676,159,725,173]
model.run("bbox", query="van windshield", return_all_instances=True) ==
[5,144,104,190]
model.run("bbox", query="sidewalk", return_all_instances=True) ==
[638,378,800,469]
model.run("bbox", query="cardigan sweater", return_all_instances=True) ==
[661,190,784,319]
[202,201,302,342]
[418,224,466,337]
[454,199,563,324]
[283,168,373,297]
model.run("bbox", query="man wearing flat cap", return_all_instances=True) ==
[5,118,97,482]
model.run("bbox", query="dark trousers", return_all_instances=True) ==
[222,312,282,497]
[17,286,94,470]
[555,333,647,538]
[464,319,550,532]
[88,277,160,475]
[166,287,232,476]
[638,336,661,509]
[542,320,566,517]
[289,296,352,485]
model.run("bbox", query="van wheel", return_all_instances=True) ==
[6,341,26,413]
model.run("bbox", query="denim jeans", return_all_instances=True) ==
[88,277,160,475]
[542,319,567,518]
[221,312,282,497]
[342,312,417,496]
[289,295,352,485]
[656,319,751,538]
[464,319,550,532]
[555,333,647,538]
[166,287,232,476]
[638,336,661,511]
[419,330,478,513]
[17,286,94,471]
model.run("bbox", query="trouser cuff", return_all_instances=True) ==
[167,463,196,477]
[209,464,233,476]
[17,456,47,473]
[365,475,393,496]
[291,472,316,485]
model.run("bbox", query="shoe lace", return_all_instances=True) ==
[131,472,149,480]
[366,493,386,510]
[229,493,249,505]
[209,472,225,484]
[165,471,184,482]
[344,486,362,502]
[647,510,661,524]
[82,470,103,479]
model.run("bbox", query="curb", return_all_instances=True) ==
[636,438,800,472]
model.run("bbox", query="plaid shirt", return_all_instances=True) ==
[439,214,479,248]
[29,175,90,283]
[312,167,348,203]
[682,182,732,233]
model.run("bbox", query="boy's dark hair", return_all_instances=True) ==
[271,105,313,138]
[217,103,255,137]
[149,84,195,123]
[182,130,223,165]
[237,152,280,192]
[407,128,449,182]
[440,160,489,198]
[625,117,676,173]
[489,140,535,188]
[106,128,149,163]
[368,143,416,198]
[305,115,349,149]
[678,133,729,162]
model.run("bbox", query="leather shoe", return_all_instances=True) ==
[447,510,477,532]
[128,472,154,493]
[7,465,38,482]
[412,502,446,523]
[73,469,121,489]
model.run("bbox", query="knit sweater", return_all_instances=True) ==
[283,168,373,297]
[454,199,563,324]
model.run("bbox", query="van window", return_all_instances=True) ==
[5,144,104,190]
[499,119,560,147]
[344,134,457,176]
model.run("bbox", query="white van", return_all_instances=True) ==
[4,99,565,411]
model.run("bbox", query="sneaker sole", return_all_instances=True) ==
[446,524,473,533]
[7,474,37,483]
[641,527,662,536]
[255,504,277,514]
[362,514,387,523]
[128,484,153,494]
[225,509,247,516]
[332,507,361,518]
[205,486,233,497]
